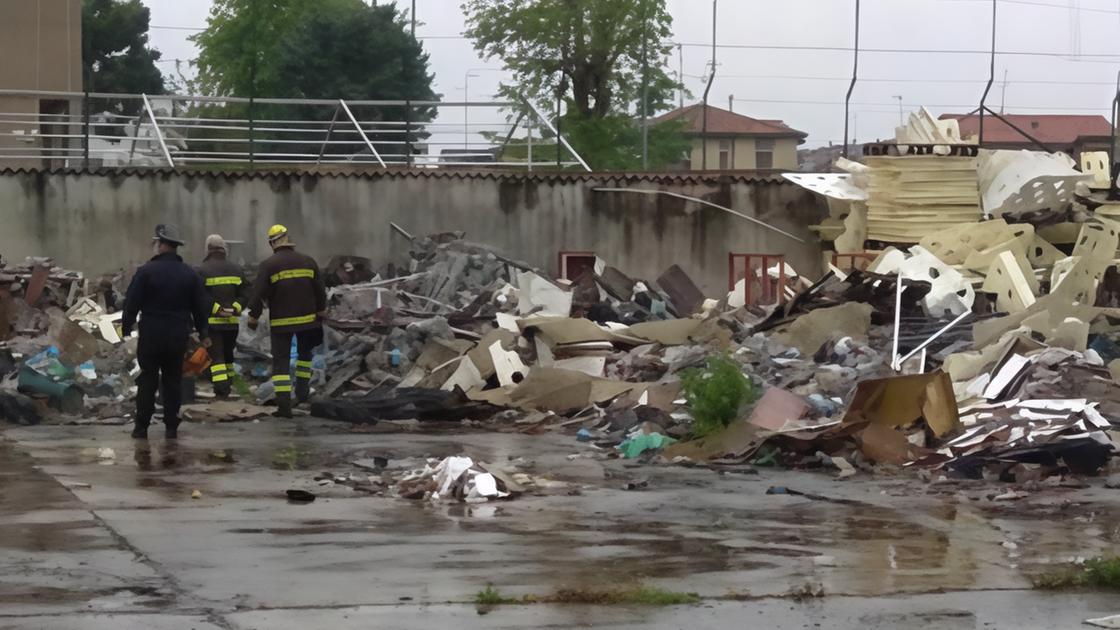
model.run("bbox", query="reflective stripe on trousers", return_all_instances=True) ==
[271,374,292,393]
[211,363,230,383]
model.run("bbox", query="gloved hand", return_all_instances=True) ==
[248,317,259,331]
[202,336,212,349]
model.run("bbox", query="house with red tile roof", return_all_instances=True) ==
[654,103,808,171]
[939,113,1113,161]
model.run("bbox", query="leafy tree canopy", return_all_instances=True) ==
[83,0,165,112]
[462,0,678,119]
[193,0,435,103]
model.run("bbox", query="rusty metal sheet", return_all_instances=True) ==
[24,264,49,306]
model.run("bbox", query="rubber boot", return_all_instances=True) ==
[273,393,293,418]
[131,422,149,439]
[295,378,311,405]
[213,382,232,399]
[164,418,180,440]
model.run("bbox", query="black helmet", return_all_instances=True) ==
[153,223,186,247]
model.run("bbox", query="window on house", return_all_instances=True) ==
[756,138,775,169]
[718,139,732,170]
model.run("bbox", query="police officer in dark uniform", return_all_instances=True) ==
[197,234,248,398]
[122,224,211,439]
[247,224,326,418]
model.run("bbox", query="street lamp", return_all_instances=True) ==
[894,95,903,126]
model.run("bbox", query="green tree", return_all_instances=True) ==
[462,0,685,170]
[192,0,436,158]
[82,0,166,114]
[462,0,677,118]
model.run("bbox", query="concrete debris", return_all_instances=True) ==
[2,204,1117,492]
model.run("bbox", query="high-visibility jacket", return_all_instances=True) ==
[197,252,249,332]
[247,246,326,333]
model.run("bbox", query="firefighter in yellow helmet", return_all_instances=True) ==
[247,225,327,417]
[196,234,248,398]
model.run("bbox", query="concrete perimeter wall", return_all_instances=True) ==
[0,169,827,297]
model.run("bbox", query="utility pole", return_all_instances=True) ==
[894,95,903,125]
[406,0,416,167]
[701,0,717,170]
[464,70,480,149]
[677,43,684,110]
[728,95,733,112]
[999,69,1009,114]
[641,6,649,170]
[842,0,860,158]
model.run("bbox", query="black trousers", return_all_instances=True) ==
[270,328,322,404]
[135,326,189,429]
[208,329,239,395]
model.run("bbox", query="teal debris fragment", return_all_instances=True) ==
[619,432,677,459]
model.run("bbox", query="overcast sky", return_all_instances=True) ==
[143,0,1120,150]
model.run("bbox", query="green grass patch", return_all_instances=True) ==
[474,584,701,607]
[270,444,314,471]
[1033,557,1120,590]
[475,586,518,606]
[680,354,759,438]
[231,372,254,402]
[550,585,701,606]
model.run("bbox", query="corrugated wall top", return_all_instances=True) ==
[0,167,790,186]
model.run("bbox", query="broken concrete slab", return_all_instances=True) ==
[656,265,705,316]
[775,302,872,357]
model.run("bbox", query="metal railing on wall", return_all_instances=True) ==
[0,89,591,172]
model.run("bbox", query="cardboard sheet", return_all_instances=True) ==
[843,370,960,437]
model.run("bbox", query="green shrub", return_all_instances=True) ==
[1033,557,1120,590]
[680,355,758,438]
[475,586,516,605]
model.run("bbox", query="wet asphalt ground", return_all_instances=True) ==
[1,417,1118,629]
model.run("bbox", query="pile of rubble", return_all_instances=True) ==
[0,256,136,425]
[4,109,1120,492]
[768,108,1120,483]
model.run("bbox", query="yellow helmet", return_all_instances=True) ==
[267,224,288,242]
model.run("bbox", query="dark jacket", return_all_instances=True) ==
[197,251,249,332]
[122,252,210,338]
[247,246,326,333]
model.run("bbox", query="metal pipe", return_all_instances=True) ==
[979,0,997,145]
[890,272,904,371]
[141,94,174,167]
[896,310,970,366]
[524,97,591,171]
[0,89,510,108]
[316,106,340,164]
[82,92,90,168]
[592,187,804,242]
[339,99,387,168]
[842,0,860,158]
[701,0,717,170]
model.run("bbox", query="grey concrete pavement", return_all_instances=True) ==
[2,417,1118,628]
